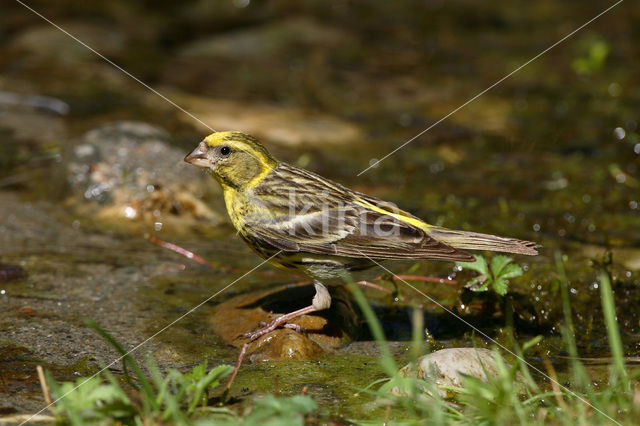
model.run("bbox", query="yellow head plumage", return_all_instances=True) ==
[184,131,277,190]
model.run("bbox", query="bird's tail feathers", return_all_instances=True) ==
[428,227,540,256]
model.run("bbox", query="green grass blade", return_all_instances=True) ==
[86,320,159,411]
[598,270,628,389]
[343,273,397,376]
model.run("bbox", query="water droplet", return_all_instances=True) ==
[614,127,626,140]
[582,194,591,203]
[154,222,163,231]
[368,158,380,168]
[533,223,541,232]
[0,289,5,295]
[634,144,640,155]
[124,206,137,219]
[629,200,638,210]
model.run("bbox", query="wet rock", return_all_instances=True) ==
[580,244,640,271]
[209,283,358,361]
[9,22,126,64]
[179,16,350,61]
[147,91,362,148]
[161,16,357,108]
[392,348,524,398]
[248,329,326,363]
[4,23,137,100]
[0,110,67,144]
[0,91,70,115]
[66,121,223,236]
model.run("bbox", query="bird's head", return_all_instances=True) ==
[184,131,277,189]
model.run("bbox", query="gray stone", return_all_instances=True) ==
[392,347,525,398]
[66,121,223,236]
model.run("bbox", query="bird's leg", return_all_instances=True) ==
[242,281,331,341]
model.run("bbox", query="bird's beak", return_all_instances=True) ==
[184,142,210,168]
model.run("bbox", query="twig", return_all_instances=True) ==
[224,343,248,397]
[36,365,52,407]
[356,280,411,303]
[148,235,215,268]
[391,274,458,285]
[357,280,393,294]
[542,356,568,411]
[148,235,289,277]
[0,414,56,424]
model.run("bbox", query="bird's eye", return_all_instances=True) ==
[220,146,231,156]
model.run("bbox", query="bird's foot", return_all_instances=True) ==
[242,305,317,341]
[242,315,291,341]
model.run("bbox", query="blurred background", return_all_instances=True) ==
[1,0,639,416]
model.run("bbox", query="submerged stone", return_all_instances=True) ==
[209,283,358,361]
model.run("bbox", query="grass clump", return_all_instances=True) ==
[44,321,316,425]
[345,257,640,425]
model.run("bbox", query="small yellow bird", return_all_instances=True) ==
[185,131,539,340]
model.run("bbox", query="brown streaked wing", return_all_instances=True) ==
[247,163,474,262]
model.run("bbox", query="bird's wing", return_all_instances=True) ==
[245,164,473,262]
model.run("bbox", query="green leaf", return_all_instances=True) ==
[498,263,523,280]
[456,255,489,275]
[492,277,508,296]
[188,365,233,413]
[466,275,489,292]
[241,394,317,426]
[490,255,513,277]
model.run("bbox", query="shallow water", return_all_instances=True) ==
[1,0,639,419]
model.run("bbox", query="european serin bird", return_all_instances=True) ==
[185,131,539,340]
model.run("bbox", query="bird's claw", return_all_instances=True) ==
[241,316,287,341]
[283,323,306,333]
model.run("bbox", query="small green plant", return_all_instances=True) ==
[231,394,317,426]
[43,321,320,425]
[46,374,137,424]
[455,254,523,295]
